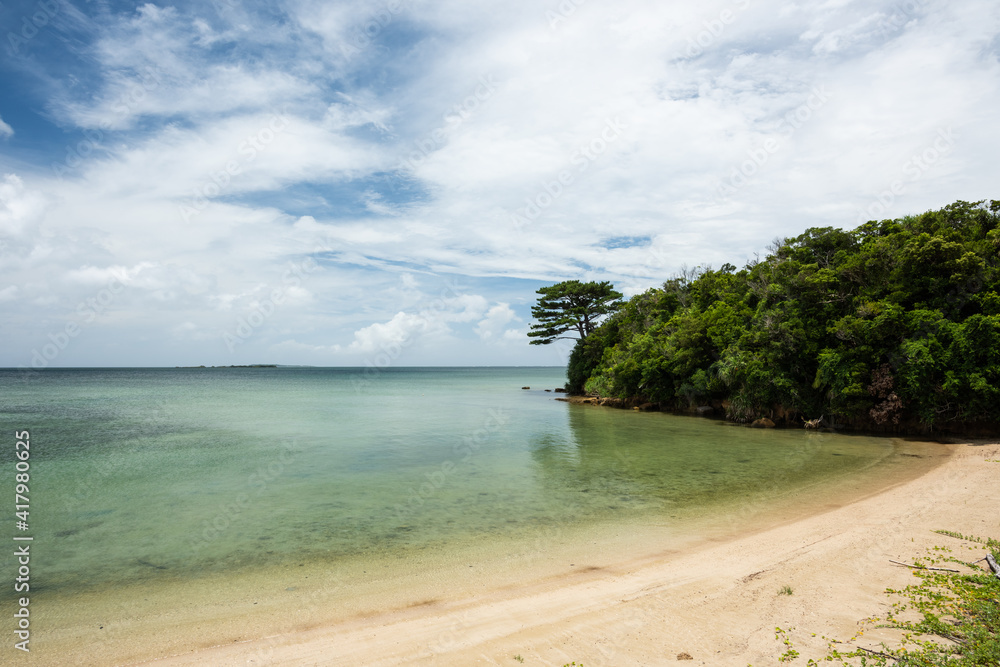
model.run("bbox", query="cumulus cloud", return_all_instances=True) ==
[0,174,45,237]
[348,311,439,354]
[475,303,518,341]
[0,116,12,139]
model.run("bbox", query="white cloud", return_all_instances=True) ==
[0,116,12,139]
[475,303,518,341]
[348,311,441,354]
[0,174,46,237]
[65,262,155,286]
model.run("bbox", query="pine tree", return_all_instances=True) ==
[527,280,623,345]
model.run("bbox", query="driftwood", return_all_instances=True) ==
[803,415,823,429]
[889,559,959,573]
[987,554,1000,581]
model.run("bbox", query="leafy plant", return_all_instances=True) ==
[792,533,1000,665]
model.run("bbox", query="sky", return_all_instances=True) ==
[1,0,998,368]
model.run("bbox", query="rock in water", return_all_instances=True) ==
[750,417,776,428]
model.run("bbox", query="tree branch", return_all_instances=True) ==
[889,559,960,573]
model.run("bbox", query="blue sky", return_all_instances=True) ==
[1,0,998,367]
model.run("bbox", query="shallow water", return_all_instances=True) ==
[0,367,926,603]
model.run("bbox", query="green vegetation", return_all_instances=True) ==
[528,280,623,346]
[780,533,999,666]
[562,200,1000,432]
[779,585,794,596]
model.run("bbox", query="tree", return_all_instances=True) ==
[527,280,623,345]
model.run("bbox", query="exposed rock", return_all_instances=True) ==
[750,417,776,428]
[554,387,567,393]
[634,402,658,411]
[544,389,551,392]
[677,653,693,661]
[521,386,530,390]
[694,405,714,416]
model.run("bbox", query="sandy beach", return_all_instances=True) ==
[125,440,999,667]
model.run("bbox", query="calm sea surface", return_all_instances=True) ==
[0,367,925,601]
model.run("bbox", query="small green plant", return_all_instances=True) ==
[934,529,989,544]
[800,532,1000,665]
[514,656,524,663]
[775,627,801,663]
[778,585,794,595]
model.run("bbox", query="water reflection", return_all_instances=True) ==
[528,405,889,524]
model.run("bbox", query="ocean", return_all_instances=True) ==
[0,367,938,663]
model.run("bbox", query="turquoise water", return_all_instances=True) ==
[0,367,914,600]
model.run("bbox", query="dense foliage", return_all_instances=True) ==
[571,200,1000,432]
[528,280,623,345]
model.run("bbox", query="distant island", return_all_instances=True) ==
[176,364,278,368]
[532,199,1000,435]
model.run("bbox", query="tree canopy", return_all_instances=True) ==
[566,200,1000,433]
[527,280,623,346]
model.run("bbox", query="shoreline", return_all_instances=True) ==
[555,394,1000,438]
[107,441,1000,666]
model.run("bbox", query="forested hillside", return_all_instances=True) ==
[569,200,1000,433]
